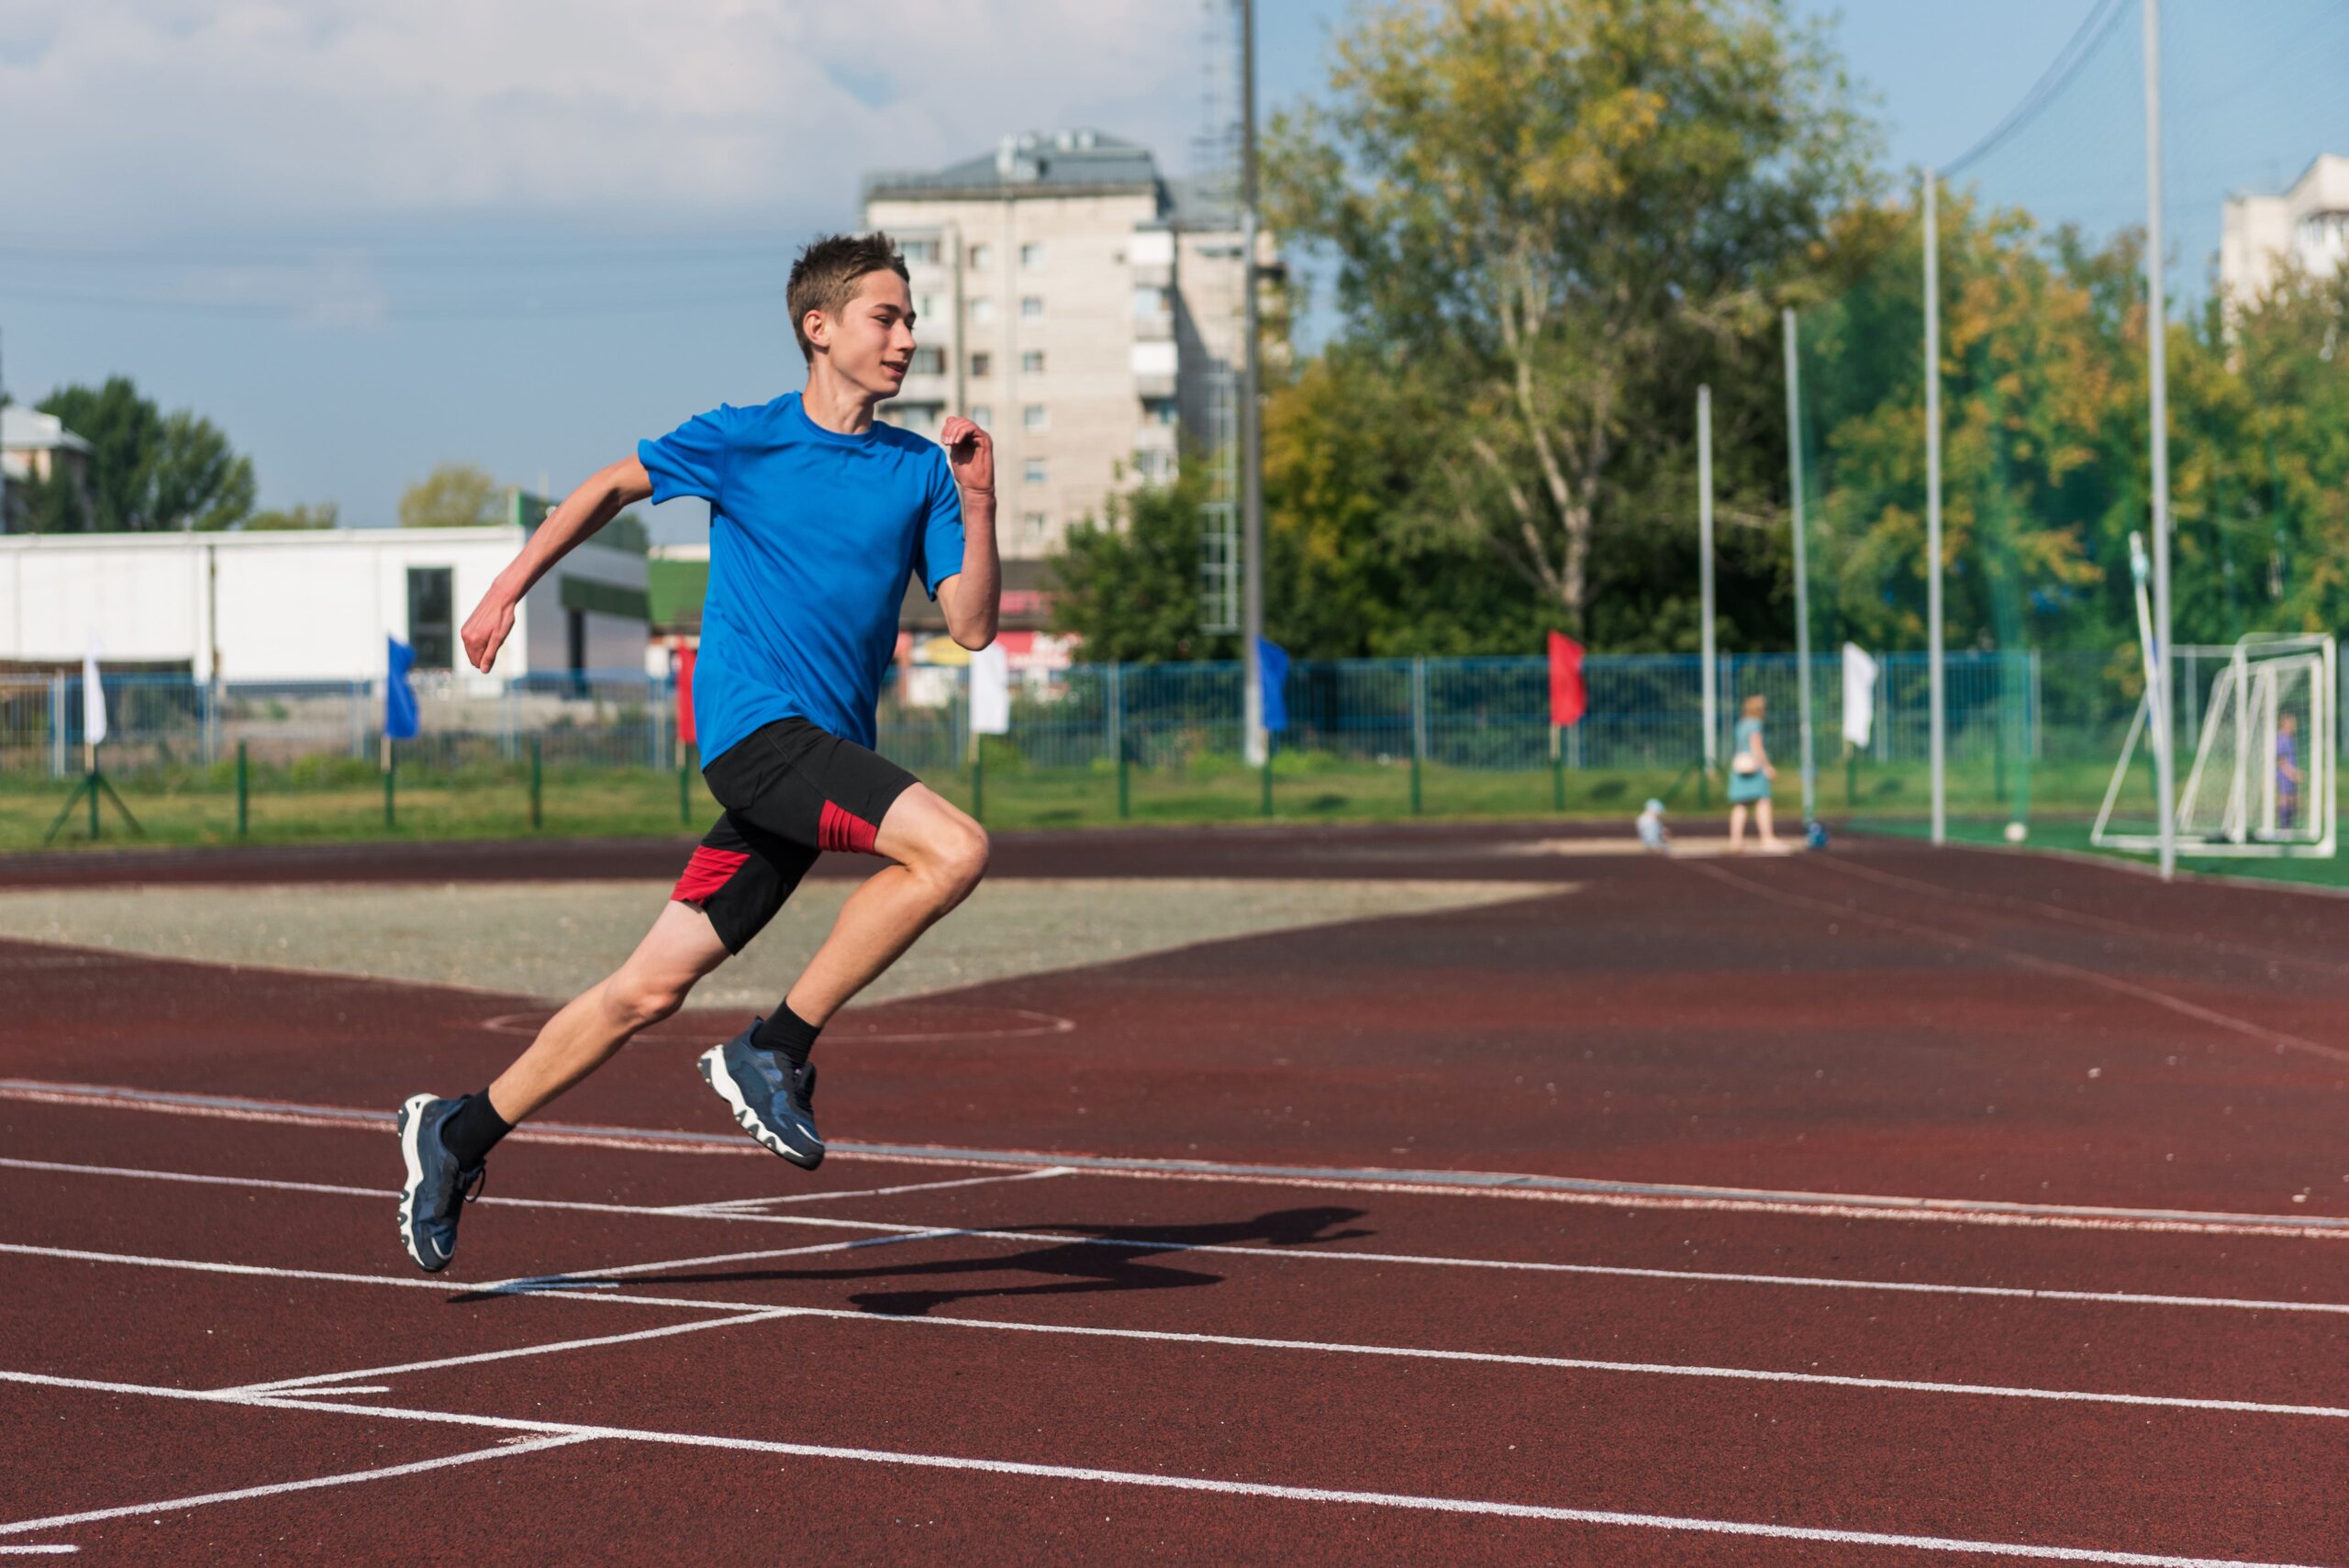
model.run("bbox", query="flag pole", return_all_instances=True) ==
[1924,168,1947,847]
[1698,385,1718,775]
[1784,308,1817,828]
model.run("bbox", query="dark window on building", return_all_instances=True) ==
[567,609,587,694]
[406,567,453,670]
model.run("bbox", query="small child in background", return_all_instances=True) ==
[1636,797,1670,854]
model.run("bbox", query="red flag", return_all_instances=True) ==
[1547,630,1586,728]
[674,642,697,747]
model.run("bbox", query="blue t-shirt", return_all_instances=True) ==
[640,393,964,760]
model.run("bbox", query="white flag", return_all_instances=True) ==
[1841,643,1877,749]
[82,637,108,749]
[968,642,1011,736]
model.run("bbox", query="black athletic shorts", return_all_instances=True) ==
[672,717,920,953]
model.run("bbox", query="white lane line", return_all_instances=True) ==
[9,1157,2349,1318]
[225,1311,796,1396]
[10,1077,2348,1237]
[0,1432,595,1538]
[252,1385,392,1397]
[1691,860,2349,1069]
[0,1547,79,1554]
[0,1369,2325,1568]
[10,1240,2347,1424]
[658,1167,1074,1215]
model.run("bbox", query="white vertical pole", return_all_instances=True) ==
[1238,0,1267,768]
[1784,309,1817,826]
[2144,0,2177,882]
[1924,170,1947,846]
[1698,384,1718,771]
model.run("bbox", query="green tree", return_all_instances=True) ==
[399,462,503,528]
[243,501,340,530]
[1266,0,1876,636]
[1049,470,1228,662]
[35,375,256,531]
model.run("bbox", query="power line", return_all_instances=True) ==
[1943,0,2133,176]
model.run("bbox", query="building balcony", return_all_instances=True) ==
[1132,312,1173,342]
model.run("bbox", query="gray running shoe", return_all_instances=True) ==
[395,1094,485,1273]
[697,1022,824,1169]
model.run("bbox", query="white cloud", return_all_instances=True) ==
[0,0,1206,235]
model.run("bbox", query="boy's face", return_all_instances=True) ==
[809,269,916,400]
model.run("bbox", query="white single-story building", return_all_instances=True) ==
[0,498,647,684]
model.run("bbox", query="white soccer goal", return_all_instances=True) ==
[2093,631,2337,859]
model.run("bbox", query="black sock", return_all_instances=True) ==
[439,1090,512,1169]
[752,1003,822,1073]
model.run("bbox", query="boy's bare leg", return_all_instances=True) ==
[783,784,988,1026]
[485,901,732,1123]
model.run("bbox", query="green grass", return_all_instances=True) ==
[1863,813,2349,893]
[6,755,1711,852]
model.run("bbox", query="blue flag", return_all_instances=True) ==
[385,637,420,740]
[1256,638,1289,735]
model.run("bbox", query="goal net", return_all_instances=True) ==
[2094,633,2337,859]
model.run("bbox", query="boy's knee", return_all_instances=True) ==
[606,969,691,1031]
[922,820,988,906]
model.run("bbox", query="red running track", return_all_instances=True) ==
[2,825,2347,1563]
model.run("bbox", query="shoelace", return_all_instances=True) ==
[460,1164,488,1206]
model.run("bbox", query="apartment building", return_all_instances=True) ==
[862,128,1265,560]
[2221,153,2349,306]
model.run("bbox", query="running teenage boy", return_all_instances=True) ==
[395,233,998,1272]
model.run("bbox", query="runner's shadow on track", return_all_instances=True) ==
[604,1206,1374,1318]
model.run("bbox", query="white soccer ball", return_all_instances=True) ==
[2003,821,2028,844]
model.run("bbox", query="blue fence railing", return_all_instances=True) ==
[0,650,2107,784]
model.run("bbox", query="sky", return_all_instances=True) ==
[0,0,2305,543]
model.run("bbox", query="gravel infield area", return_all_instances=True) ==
[0,876,1548,1009]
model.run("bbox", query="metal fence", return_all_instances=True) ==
[0,649,2153,788]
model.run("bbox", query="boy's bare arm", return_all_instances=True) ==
[935,417,1000,651]
[462,457,654,673]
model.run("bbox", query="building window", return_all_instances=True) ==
[1019,242,1046,269]
[899,239,940,264]
[970,405,995,427]
[910,347,946,375]
[970,351,992,378]
[406,567,454,671]
[1132,285,1170,319]
[1020,295,1044,320]
[1023,404,1049,430]
[1024,459,1048,485]
[968,243,992,270]
[1021,350,1045,374]
[1143,397,1178,426]
[1022,510,1049,535]
[1135,450,1175,484]
[968,296,994,327]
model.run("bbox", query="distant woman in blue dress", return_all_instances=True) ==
[1727,693,1781,852]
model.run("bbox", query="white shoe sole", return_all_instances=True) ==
[696,1044,821,1168]
[395,1093,448,1272]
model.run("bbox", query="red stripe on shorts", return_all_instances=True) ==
[818,799,879,854]
[672,846,750,904]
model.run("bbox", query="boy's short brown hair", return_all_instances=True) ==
[787,233,910,363]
